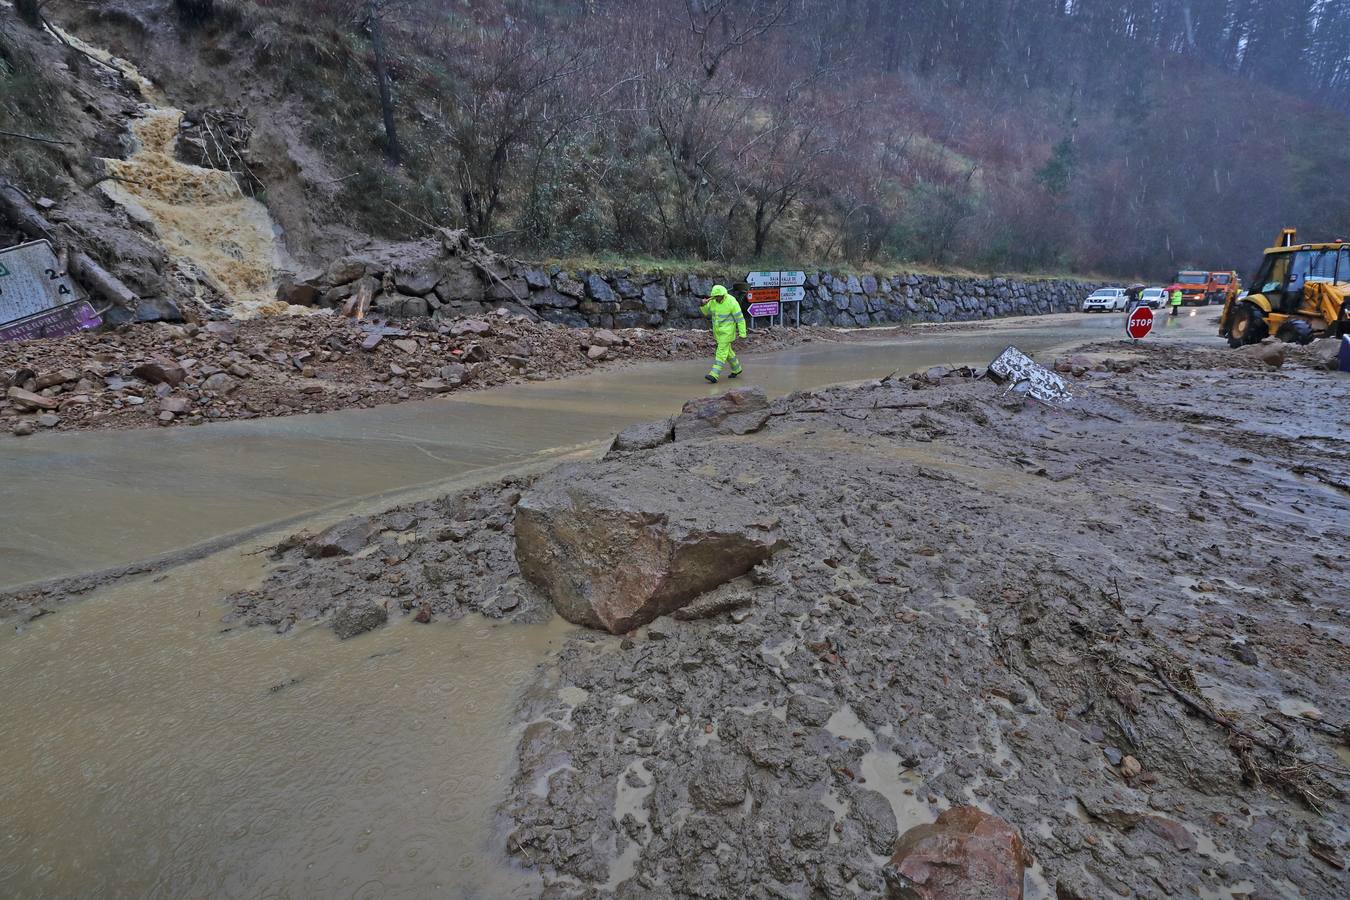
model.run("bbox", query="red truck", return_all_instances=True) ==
[1165,270,1241,306]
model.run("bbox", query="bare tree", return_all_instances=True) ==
[641,0,793,256]
[360,0,405,164]
[449,30,588,235]
[728,60,849,257]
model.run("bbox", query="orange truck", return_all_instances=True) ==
[1165,270,1241,306]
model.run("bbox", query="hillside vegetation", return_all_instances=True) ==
[8,0,1350,281]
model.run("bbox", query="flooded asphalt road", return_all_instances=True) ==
[0,310,1221,899]
[0,310,1218,590]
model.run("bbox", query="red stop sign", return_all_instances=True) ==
[1127,305,1154,339]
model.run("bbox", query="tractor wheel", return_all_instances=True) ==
[1226,303,1268,348]
[1276,319,1315,345]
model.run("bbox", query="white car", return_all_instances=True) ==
[1082,288,1128,312]
[1137,287,1168,309]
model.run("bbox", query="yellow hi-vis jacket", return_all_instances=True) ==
[1170,290,1183,306]
[700,295,746,340]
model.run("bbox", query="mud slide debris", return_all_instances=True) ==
[196,343,1347,898]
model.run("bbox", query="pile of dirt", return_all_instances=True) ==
[222,477,544,633]
[213,348,1347,897]
[0,312,832,434]
[1071,335,1345,375]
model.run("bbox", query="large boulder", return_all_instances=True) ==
[606,418,674,456]
[641,284,669,312]
[514,461,783,633]
[1236,341,1286,368]
[393,266,439,296]
[134,296,184,323]
[883,806,1025,900]
[132,358,187,386]
[322,254,370,286]
[585,274,616,303]
[304,516,377,558]
[435,267,486,304]
[6,387,59,411]
[673,387,770,441]
[276,276,320,307]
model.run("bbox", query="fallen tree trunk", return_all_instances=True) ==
[0,180,57,242]
[70,252,138,308]
[1,178,140,310]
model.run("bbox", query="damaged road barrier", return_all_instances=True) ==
[986,345,1073,403]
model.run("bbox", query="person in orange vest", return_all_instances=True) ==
[699,285,746,383]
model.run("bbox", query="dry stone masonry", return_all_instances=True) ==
[290,234,1106,330]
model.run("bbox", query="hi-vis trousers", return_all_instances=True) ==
[708,337,742,381]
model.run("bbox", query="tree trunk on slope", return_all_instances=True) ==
[368,1,402,165]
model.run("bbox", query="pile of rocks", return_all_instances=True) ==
[1,310,827,434]
[285,232,1107,329]
[276,228,533,320]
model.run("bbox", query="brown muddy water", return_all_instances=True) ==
[0,310,1220,590]
[0,312,1220,896]
[0,543,568,897]
[58,20,291,317]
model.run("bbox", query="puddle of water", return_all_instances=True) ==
[1193,827,1245,866]
[825,705,938,832]
[558,685,591,707]
[729,699,786,721]
[825,705,875,742]
[934,593,989,630]
[606,758,654,889]
[0,542,573,897]
[1276,697,1324,722]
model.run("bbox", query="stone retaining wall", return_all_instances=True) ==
[301,239,1107,328]
[502,269,1108,329]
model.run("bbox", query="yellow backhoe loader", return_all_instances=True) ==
[1219,229,1350,348]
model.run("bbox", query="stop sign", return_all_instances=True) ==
[1127,305,1154,339]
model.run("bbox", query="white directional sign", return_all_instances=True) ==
[746,270,806,288]
[0,240,79,326]
[779,285,806,303]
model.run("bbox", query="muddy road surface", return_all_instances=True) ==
[8,310,1334,900]
[0,310,1206,590]
[204,335,1346,899]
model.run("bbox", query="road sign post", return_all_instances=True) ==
[746,287,780,321]
[1126,305,1154,341]
[745,271,805,327]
